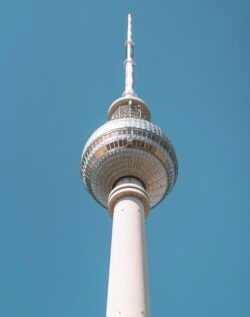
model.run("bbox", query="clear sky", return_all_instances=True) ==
[1,0,250,316]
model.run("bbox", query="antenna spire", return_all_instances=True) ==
[123,13,136,96]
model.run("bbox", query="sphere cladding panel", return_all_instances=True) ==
[81,118,178,209]
[83,118,173,150]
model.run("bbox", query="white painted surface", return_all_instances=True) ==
[106,196,151,317]
[123,13,135,96]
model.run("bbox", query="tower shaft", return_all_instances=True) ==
[106,178,151,317]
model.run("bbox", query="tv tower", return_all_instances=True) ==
[81,13,178,317]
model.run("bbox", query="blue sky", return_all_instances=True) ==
[1,0,250,316]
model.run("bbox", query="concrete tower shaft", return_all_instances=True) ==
[107,178,150,317]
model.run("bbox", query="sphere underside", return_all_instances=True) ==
[81,118,178,209]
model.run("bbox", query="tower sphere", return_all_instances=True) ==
[80,15,178,212]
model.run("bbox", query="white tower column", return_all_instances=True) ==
[106,178,151,317]
[80,13,178,317]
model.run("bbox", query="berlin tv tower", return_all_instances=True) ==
[81,13,178,317]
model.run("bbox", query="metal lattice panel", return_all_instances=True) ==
[111,104,148,120]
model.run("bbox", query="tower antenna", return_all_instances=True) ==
[123,13,136,96]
